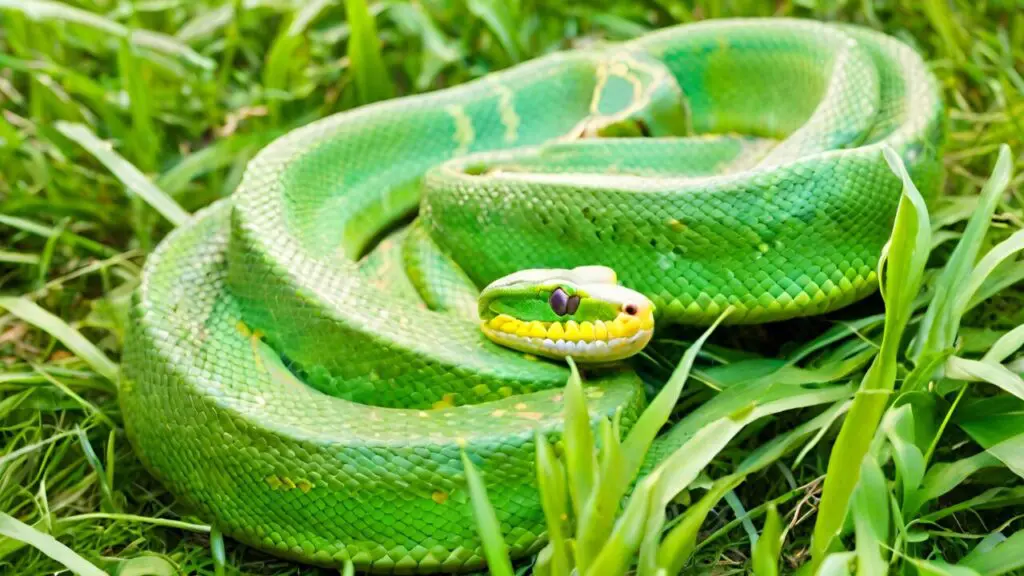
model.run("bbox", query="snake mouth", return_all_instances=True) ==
[480,312,655,362]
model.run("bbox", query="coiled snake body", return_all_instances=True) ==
[121,19,944,573]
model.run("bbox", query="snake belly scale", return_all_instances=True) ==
[120,19,944,573]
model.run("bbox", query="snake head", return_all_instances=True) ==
[478,265,655,363]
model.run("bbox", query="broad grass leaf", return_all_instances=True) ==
[905,452,1003,517]
[387,3,461,90]
[919,486,1024,524]
[960,533,1007,566]
[264,0,333,115]
[905,558,981,576]
[645,417,740,572]
[584,471,655,576]
[0,0,213,69]
[817,552,855,576]
[911,144,1012,362]
[563,357,596,527]
[959,529,1024,575]
[0,512,106,576]
[785,313,885,364]
[643,379,853,473]
[577,417,625,569]
[210,526,225,576]
[345,0,395,104]
[460,451,514,576]
[652,475,742,575]
[966,261,1024,312]
[657,399,850,572]
[55,122,190,227]
[534,432,570,576]
[954,229,1024,321]
[113,555,177,576]
[982,324,1024,364]
[751,504,782,576]
[882,405,925,506]
[851,456,889,576]
[466,0,521,62]
[0,296,119,383]
[622,310,729,479]
[809,146,930,571]
[945,356,1024,401]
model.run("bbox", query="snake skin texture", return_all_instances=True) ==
[120,19,945,573]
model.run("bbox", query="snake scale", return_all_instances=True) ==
[120,18,944,573]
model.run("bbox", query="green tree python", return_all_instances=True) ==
[121,18,945,573]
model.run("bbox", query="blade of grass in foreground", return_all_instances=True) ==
[808,147,931,572]
[461,451,514,576]
[0,297,119,383]
[345,0,395,104]
[960,529,1024,575]
[0,512,106,576]
[56,122,190,227]
[909,144,1012,365]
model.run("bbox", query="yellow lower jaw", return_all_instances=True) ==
[485,312,654,343]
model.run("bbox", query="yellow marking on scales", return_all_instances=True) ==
[445,104,475,155]
[567,51,674,140]
[265,475,314,493]
[489,78,520,143]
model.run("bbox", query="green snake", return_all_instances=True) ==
[121,18,944,573]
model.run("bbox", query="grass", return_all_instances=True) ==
[0,0,1021,574]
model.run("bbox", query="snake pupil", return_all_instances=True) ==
[566,295,581,315]
[549,288,569,315]
[625,304,637,315]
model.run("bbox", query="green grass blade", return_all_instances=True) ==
[345,0,395,104]
[983,324,1024,364]
[954,229,1024,320]
[851,455,889,576]
[0,512,107,576]
[534,432,571,576]
[882,405,925,507]
[621,308,729,477]
[945,356,1024,400]
[263,0,332,119]
[653,474,743,575]
[912,144,1011,363]
[114,556,177,576]
[55,122,190,227]
[906,558,981,576]
[0,297,118,383]
[751,504,782,576]
[466,0,521,62]
[210,525,226,576]
[646,417,741,572]
[460,451,514,576]
[563,356,596,534]
[817,552,856,576]
[809,146,931,572]
[908,452,1002,517]
[75,428,118,513]
[577,416,624,570]
[584,473,654,576]
[0,214,117,257]
[0,0,213,70]
[959,530,1024,575]
[116,39,157,172]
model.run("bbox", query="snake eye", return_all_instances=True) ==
[549,288,569,316]
[624,304,638,316]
